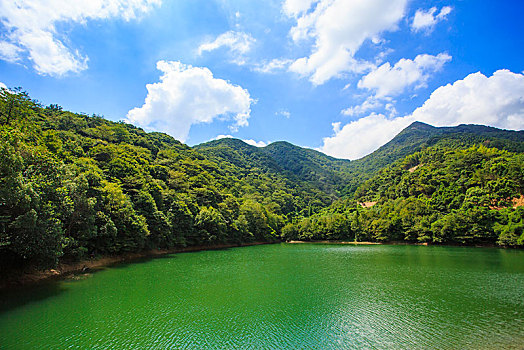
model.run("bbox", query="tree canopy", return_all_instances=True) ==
[1,88,523,272]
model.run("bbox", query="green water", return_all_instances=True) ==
[1,244,523,349]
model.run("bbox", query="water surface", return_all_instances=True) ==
[1,244,523,349]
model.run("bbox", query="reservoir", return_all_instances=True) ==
[1,243,523,349]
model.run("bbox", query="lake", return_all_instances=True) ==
[1,243,523,349]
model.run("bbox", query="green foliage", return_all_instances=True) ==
[0,90,286,269]
[340,122,524,197]
[194,138,347,215]
[1,89,523,272]
[494,208,524,246]
[285,145,524,246]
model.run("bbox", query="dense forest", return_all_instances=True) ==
[283,146,524,246]
[338,121,524,195]
[1,88,523,272]
[0,89,293,270]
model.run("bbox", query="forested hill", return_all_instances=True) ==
[1,88,523,273]
[194,138,352,198]
[195,122,524,198]
[0,89,369,271]
[284,144,524,246]
[0,89,311,270]
[340,121,524,195]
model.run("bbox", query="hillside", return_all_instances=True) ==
[284,144,524,246]
[340,121,524,195]
[195,138,352,198]
[1,88,523,273]
[195,122,524,199]
[0,90,303,271]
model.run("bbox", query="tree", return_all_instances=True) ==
[195,206,227,243]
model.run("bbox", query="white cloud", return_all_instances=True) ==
[253,58,294,74]
[0,0,160,76]
[0,41,23,62]
[320,70,524,159]
[276,109,291,118]
[127,61,253,142]
[410,69,524,130]
[375,48,394,65]
[331,121,341,134]
[0,81,7,90]
[320,113,409,159]
[282,0,317,17]
[342,97,382,117]
[243,139,267,147]
[284,0,408,85]
[198,31,255,56]
[358,53,451,98]
[197,32,292,73]
[385,103,398,117]
[215,134,267,147]
[412,6,452,33]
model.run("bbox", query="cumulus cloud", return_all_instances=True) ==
[0,0,160,76]
[410,69,524,129]
[0,81,7,90]
[284,0,408,85]
[358,53,451,98]
[320,113,409,159]
[215,134,267,147]
[126,61,253,142]
[197,31,255,56]
[320,70,524,159]
[342,53,451,119]
[412,6,452,33]
[239,139,267,147]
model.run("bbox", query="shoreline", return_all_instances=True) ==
[2,240,516,290]
[287,240,429,245]
[0,241,274,291]
[285,240,510,248]
[287,240,383,245]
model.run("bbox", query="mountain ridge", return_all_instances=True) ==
[195,122,524,197]
[339,121,524,195]
[195,137,352,199]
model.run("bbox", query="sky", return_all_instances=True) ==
[0,0,523,159]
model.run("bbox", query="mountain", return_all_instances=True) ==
[0,91,293,270]
[0,90,351,270]
[194,139,352,198]
[195,122,523,198]
[340,122,524,195]
[1,88,523,272]
[283,143,524,246]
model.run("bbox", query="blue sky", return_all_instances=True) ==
[1,0,523,159]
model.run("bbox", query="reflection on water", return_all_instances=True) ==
[1,243,523,349]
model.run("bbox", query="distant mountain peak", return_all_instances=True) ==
[406,121,435,129]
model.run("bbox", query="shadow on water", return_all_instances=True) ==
[105,245,238,271]
[0,245,241,314]
[0,280,66,314]
[107,253,178,270]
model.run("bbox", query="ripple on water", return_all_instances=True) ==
[0,244,523,349]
